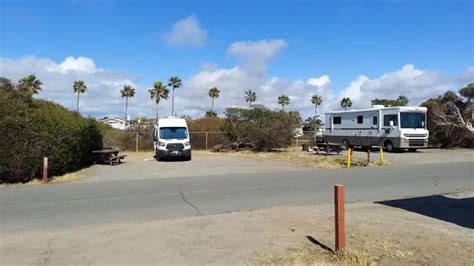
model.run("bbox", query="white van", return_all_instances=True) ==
[324,106,429,152]
[153,117,192,161]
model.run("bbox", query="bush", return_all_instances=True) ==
[0,87,103,183]
[223,107,300,151]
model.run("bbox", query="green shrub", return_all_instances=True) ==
[0,88,102,183]
[223,107,300,151]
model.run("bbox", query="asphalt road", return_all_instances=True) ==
[1,161,473,233]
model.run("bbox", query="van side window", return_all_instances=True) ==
[384,115,398,126]
[333,116,341,125]
[357,115,363,124]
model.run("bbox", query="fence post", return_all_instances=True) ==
[334,184,345,251]
[367,148,371,162]
[135,132,139,152]
[379,146,384,164]
[347,148,352,168]
[42,157,48,183]
[205,132,208,150]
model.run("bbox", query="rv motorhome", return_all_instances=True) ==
[153,117,192,160]
[324,106,428,152]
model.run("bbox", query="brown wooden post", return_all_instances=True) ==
[42,157,48,183]
[135,132,139,152]
[334,184,345,251]
[367,148,371,162]
[205,132,208,150]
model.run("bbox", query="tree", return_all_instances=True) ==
[149,81,169,121]
[303,116,322,131]
[459,83,474,103]
[0,77,15,91]
[168,76,182,116]
[73,80,87,113]
[244,89,257,109]
[208,87,220,113]
[371,95,409,106]
[18,74,42,96]
[120,85,135,129]
[205,110,217,117]
[278,94,290,111]
[340,97,352,110]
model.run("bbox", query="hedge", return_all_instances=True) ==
[0,89,103,183]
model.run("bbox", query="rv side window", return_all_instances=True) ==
[333,117,341,125]
[372,116,378,126]
[357,115,363,124]
[384,115,398,126]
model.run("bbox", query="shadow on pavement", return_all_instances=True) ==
[375,195,474,229]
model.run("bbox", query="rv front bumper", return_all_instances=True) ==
[399,138,428,148]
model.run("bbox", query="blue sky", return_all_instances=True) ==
[1,0,473,118]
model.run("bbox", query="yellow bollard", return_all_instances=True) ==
[379,146,384,165]
[347,148,352,168]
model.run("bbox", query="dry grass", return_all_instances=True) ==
[213,147,384,169]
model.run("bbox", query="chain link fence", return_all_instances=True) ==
[102,131,231,151]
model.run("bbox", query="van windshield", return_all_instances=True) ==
[159,127,188,139]
[401,112,425,129]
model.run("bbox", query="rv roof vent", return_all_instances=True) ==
[372,105,385,109]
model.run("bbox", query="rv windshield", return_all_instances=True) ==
[400,112,425,129]
[159,127,188,139]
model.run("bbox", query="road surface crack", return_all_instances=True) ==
[177,189,202,216]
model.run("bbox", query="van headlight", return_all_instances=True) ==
[159,141,166,146]
[185,141,191,146]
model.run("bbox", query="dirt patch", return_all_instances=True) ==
[3,192,472,265]
[214,147,384,169]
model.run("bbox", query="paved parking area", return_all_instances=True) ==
[75,151,306,183]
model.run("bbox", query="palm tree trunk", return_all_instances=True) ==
[125,97,128,129]
[248,101,251,109]
[171,88,175,116]
[211,97,215,112]
[156,102,159,122]
[76,92,80,113]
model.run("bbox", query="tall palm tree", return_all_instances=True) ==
[120,85,135,128]
[208,87,220,113]
[167,76,182,116]
[311,95,323,118]
[340,97,353,110]
[18,74,42,96]
[149,81,169,121]
[244,89,257,109]
[73,80,87,113]
[278,94,290,111]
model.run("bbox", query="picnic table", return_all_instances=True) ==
[312,143,343,155]
[92,149,126,165]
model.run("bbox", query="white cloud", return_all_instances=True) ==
[227,39,287,73]
[163,15,207,47]
[307,75,331,89]
[47,56,100,74]
[338,64,450,108]
[0,55,155,118]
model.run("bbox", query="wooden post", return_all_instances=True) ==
[42,157,48,183]
[135,132,139,152]
[334,184,345,251]
[205,132,208,150]
[367,148,371,162]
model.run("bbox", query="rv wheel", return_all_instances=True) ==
[385,140,394,152]
[342,139,350,150]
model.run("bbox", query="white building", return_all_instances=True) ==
[98,116,127,130]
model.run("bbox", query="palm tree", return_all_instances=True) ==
[149,81,169,121]
[340,97,353,110]
[167,76,182,116]
[120,85,135,128]
[208,87,220,113]
[18,74,42,96]
[311,95,323,117]
[244,89,257,109]
[278,94,290,111]
[73,80,87,113]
